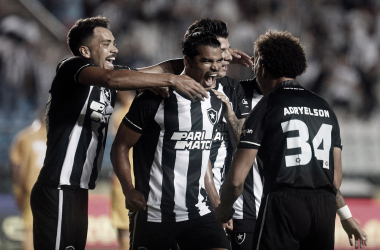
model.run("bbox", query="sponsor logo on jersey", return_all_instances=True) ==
[171,131,212,150]
[241,128,253,137]
[90,101,112,124]
[65,246,75,250]
[213,122,229,141]
[284,107,330,117]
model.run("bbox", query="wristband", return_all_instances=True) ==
[337,205,352,221]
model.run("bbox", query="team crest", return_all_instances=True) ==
[102,88,111,103]
[235,233,246,245]
[207,108,217,125]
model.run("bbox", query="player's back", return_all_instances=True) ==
[257,81,341,195]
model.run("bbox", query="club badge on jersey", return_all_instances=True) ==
[207,108,218,125]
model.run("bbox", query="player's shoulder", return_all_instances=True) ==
[56,56,94,73]
[239,78,263,95]
[217,76,239,88]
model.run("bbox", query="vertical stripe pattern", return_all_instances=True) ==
[60,86,93,185]
[142,92,221,222]
[55,189,63,250]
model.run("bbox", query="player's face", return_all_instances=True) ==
[88,27,118,70]
[253,50,268,94]
[217,37,232,77]
[187,45,223,89]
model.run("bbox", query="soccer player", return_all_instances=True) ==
[184,19,264,249]
[30,16,208,250]
[216,30,368,250]
[110,32,230,250]
[10,111,46,250]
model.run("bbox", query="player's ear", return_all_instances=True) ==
[79,46,91,58]
[184,56,192,68]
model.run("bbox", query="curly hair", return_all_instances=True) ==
[254,30,307,78]
[182,31,220,59]
[184,18,229,40]
[67,16,110,56]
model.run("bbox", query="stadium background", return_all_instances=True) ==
[0,0,380,249]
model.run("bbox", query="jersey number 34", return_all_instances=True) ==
[281,119,332,169]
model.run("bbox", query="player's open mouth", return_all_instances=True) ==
[105,56,115,67]
[205,73,217,86]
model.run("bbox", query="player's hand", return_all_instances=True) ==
[170,75,208,101]
[215,203,235,224]
[124,188,147,212]
[341,217,368,249]
[229,48,253,67]
[211,89,233,117]
[223,219,233,231]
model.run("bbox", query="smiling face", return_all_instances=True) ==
[83,27,118,70]
[216,37,232,77]
[185,45,223,89]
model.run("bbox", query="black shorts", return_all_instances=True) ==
[130,210,230,250]
[227,219,256,250]
[31,182,88,250]
[253,188,336,250]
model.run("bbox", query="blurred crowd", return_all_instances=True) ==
[1,0,379,120]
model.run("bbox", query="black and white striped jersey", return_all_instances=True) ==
[124,89,223,223]
[239,81,342,196]
[37,56,120,190]
[210,76,250,193]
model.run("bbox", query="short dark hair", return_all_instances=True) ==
[184,18,229,40]
[67,16,110,56]
[182,32,221,59]
[254,30,307,78]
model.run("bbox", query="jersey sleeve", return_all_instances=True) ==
[234,82,251,119]
[331,110,343,149]
[56,57,95,85]
[124,91,162,134]
[238,95,269,149]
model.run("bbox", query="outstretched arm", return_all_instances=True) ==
[137,58,184,75]
[79,65,207,101]
[111,122,146,211]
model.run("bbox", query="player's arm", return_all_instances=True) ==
[110,122,146,211]
[137,58,184,75]
[205,160,234,230]
[78,66,207,101]
[211,89,243,148]
[334,147,368,248]
[204,160,220,210]
[216,148,257,223]
[135,59,185,98]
